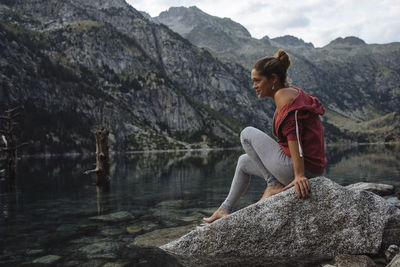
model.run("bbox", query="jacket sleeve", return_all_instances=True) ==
[281,112,303,141]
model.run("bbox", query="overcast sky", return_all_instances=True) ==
[126,0,400,47]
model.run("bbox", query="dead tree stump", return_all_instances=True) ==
[0,107,25,192]
[84,124,110,191]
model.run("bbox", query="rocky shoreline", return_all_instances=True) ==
[2,178,399,266]
[160,178,400,267]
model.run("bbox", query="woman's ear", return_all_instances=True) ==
[271,73,278,83]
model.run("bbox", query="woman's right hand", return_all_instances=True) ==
[282,176,310,199]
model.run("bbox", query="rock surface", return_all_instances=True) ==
[161,177,398,266]
[381,209,400,250]
[332,254,376,267]
[346,182,394,196]
[387,253,400,267]
[385,197,400,208]
[385,245,400,262]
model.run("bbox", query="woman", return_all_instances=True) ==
[204,49,327,223]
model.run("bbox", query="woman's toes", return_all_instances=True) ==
[202,209,229,223]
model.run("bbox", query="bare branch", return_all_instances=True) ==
[5,106,21,114]
[1,135,7,146]
[84,168,99,175]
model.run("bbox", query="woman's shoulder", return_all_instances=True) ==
[275,87,299,112]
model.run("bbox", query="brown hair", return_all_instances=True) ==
[253,49,291,87]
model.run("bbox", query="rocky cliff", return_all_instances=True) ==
[155,6,400,143]
[0,0,276,153]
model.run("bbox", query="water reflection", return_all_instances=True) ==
[1,145,399,221]
[0,145,398,265]
[325,143,400,186]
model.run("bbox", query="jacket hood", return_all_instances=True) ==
[276,88,325,122]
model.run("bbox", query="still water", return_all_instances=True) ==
[0,144,399,266]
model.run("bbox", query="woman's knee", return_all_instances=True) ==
[237,154,252,168]
[240,126,257,145]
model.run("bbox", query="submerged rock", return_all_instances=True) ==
[133,224,198,247]
[155,199,198,209]
[126,225,143,234]
[123,245,183,267]
[161,177,398,266]
[150,208,203,227]
[26,249,45,256]
[89,211,134,222]
[103,262,130,267]
[79,241,121,257]
[101,227,126,236]
[127,221,159,232]
[32,255,61,265]
[346,182,394,196]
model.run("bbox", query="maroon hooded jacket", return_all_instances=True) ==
[273,88,327,174]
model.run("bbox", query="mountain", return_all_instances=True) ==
[0,1,398,156]
[155,6,400,143]
[0,0,277,153]
[155,6,251,52]
[326,36,367,47]
[155,6,278,69]
[270,35,314,49]
[139,11,152,20]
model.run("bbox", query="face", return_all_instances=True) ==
[251,69,273,98]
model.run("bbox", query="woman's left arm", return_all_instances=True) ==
[282,140,311,199]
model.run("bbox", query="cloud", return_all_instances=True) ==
[127,0,400,47]
[269,15,310,30]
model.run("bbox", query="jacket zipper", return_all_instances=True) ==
[273,109,303,157]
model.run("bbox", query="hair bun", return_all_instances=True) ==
[274,49,291,71]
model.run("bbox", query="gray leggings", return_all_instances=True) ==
[220,126,317,212]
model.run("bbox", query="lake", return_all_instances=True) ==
[0,143,399,266]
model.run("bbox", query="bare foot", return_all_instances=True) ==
[258,184,284,202]
[203,208,230,223]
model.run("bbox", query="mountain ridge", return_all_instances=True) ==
[154,5,400,143]
[0,1,398,155]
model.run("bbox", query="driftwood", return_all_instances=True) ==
[84,124,110,189]
[0,107,26,192]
